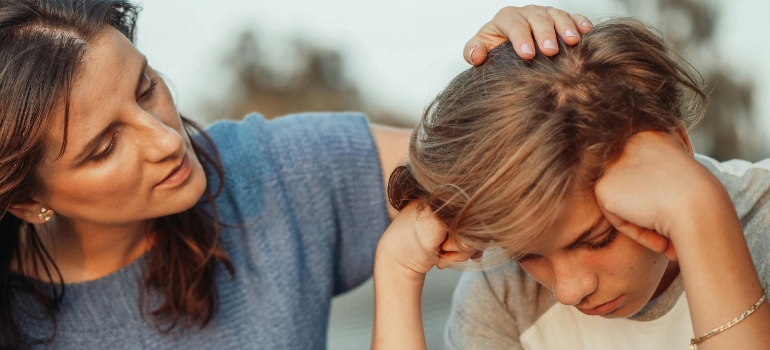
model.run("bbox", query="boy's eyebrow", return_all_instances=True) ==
[564,214,605,250]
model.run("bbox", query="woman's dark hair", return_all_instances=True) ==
[0,0,233,347]
[388,18,708,257]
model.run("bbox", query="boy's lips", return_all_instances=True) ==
[576,295,623,316]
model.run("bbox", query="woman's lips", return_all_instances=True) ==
[576,295,623,316]
[156,154,192,188]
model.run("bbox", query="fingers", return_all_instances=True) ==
[571,13,593,34]
[602,210,675,260]
[662,238,678,261]
[632,228,678,262]
[493,9,537,60]
[629,227,670,255]
[437,251,474,269]
[464,5,594,65]
[437,237,480,268]
[464,39,490,66]
[527,7,590,56]
[524,8,559,56]
[547,7,580,46]
[466,6,542,63]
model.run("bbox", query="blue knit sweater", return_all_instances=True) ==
[17,113,389,349]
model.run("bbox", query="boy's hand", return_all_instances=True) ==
[377,201,475,280]
[595,131,729,261]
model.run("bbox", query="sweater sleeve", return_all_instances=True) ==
[205,112,389,296]
[265,112,390,294]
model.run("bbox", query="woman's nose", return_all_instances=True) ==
[137,112,184,162]
[551,258,597,306]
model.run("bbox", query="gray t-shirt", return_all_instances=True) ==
[446,155,770,349]
[16,113,389,349]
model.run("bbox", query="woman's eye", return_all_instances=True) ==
[586,228,619,251]
[138,74,158,102]
[90,133,118,163]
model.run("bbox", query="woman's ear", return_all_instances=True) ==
[673,121,694,156]
[7,201,55,224]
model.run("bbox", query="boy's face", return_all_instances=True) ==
[515,192,679,318]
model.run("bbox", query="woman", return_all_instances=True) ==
[0,0,591,348]
[374,18,770,349]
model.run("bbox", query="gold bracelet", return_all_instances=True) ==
[689,289,766,350]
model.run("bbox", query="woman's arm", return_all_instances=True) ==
[372,5,593,220]
[596,131,770,350]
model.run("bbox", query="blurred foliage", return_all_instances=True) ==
[619,0,766,161]
[202,30,412,127]
[208,1,766,161]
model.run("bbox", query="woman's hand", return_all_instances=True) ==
[465,5,593,65]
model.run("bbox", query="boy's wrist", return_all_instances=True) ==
[667,174,737,243]
[374,239,431,284]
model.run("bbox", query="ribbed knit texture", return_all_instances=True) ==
[17,113,389,349]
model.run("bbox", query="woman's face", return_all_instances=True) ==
[33,26,207,228]
[515,193,678,318]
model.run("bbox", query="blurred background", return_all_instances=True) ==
[134,0,770,348]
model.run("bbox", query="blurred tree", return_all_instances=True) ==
[202,30,412,127]
[619,0,766,161]
[207,2,767,161]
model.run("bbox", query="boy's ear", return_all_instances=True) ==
[673,121,694,156]
[7,201,53,224]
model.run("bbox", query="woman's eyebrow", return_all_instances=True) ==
[564,214,605,250]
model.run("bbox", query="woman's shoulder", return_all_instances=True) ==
[200,112,388,294]
[203,112,374,178]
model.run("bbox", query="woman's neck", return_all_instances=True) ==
[35,217,154,284]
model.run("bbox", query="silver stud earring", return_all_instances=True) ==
[37,207,54,222]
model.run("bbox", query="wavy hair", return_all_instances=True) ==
[389,18,707,259]
[0,1,233,348]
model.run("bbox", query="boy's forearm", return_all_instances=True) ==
[371,245,428,350]
[675,186,770,349]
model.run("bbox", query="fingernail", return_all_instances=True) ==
[544,39,557,50]
[469,46,477,61]
[520,43,534,55]
[566,30,578,38]
[582,22,593,28]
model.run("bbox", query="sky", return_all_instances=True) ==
[133,0,770,140]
